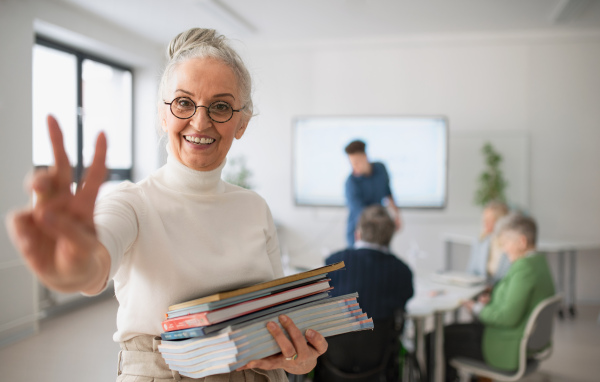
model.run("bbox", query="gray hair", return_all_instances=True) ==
[357,205,396,246]
[496,212,538,248]
[484,200,509,218]
[157,28,253,129]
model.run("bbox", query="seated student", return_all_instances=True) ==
[428,212,556,382]
[314,205,413,381]
[325,204,414,320]
[466,200,511,285]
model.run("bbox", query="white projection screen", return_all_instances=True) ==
[293,116,448,209]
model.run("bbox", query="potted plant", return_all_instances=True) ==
[474,142,508,207]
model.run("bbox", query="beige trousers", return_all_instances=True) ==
[117,335,287,382]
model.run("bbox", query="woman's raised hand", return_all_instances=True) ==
[6,115,111,294]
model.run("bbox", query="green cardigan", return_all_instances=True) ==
[479,253,555,371]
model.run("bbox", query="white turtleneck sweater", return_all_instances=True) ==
[94,156,284,343]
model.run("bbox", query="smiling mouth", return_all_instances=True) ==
[184,136,215,145]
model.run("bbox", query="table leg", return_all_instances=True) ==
[433,311,445,382]
[568,250,577,317]
[413,316,427,381]
[557,251,565,319]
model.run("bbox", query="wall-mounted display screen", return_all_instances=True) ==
[293,116,448,208]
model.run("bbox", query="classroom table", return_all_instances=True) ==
[405,274,486,382]
[441,232,600,318]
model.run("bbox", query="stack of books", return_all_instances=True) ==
[158,262,374,378]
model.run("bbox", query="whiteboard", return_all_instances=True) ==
[292,116,448,208]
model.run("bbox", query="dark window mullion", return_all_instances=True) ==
[76,54,84,184]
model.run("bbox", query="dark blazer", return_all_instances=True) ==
[325,247,414,320]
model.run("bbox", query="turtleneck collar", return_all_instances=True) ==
[160,154,226,195]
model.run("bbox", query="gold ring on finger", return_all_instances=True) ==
[285,353,298,361]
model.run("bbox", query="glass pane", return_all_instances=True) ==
[82,59,132,169]
[32,44,77,166]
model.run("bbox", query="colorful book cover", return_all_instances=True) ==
[162,280,332,331]
[166,274,328,319]
[167,261,345,311]
[161,292,331,341]
[159,294,360,354]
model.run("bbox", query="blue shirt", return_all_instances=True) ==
[466,235,511,286]
[345,162,393,245]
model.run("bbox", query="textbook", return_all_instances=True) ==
[166,315,371,373]
[160,300,364,362]
[166,274,328,319]
[160,293,360,345]
[167,261,345,311]
[158,294,371,376]
[162,292,331,340]
[162,279,333,330]
[158,262,374,378]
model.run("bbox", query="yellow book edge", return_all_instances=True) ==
[168,261,345,311]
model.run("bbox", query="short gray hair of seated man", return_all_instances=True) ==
[355,205,396,247]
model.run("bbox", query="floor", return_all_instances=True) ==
[0,297,598,382]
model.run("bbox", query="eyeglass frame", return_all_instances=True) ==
[163,97,245,123]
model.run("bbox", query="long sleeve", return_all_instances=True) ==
[466,237,490,277]
[479,263,535,328]
[94,182,142,280]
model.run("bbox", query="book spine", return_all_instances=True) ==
[161,327,207,340]
[162,314,210,332]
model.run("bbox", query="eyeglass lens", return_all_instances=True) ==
[170,97,234,122]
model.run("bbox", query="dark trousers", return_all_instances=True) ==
[426,322,485,382]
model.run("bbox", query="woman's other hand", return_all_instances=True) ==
[477,292,491,305]
[237,314,328,375]
[6,115,110,294]
[462,299,475,312]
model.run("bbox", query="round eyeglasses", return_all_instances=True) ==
[164,97,245,123]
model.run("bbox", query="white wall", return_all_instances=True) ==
[229,32,600,302]
[0,0,163,345]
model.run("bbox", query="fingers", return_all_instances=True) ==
[29,169,54,203]
[6,209,54,274]
[47,115,72,191]
[7,209,38,253]
[267,317,299,358]
[35,205,95,248]
[239,353,279,371]
[305,328,328,355]
[240,315,327,374]
[75,132,107,215]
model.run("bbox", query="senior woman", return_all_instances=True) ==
[466,200,511,286]
[6,28,327,381]
[427,212,555,381]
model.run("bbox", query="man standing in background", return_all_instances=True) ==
[344,140,401,246]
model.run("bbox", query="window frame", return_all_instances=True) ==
[34,36,134,183]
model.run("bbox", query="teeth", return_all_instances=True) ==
[185,136,214,145]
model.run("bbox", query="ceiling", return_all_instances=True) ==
[58,0,600,46]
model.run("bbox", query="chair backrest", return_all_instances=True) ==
[515,294,562,375]
[524,294,562,353]
[313,316,403,382]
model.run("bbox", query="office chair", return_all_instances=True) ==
[450,294,562,382]
[312,314,404,382]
